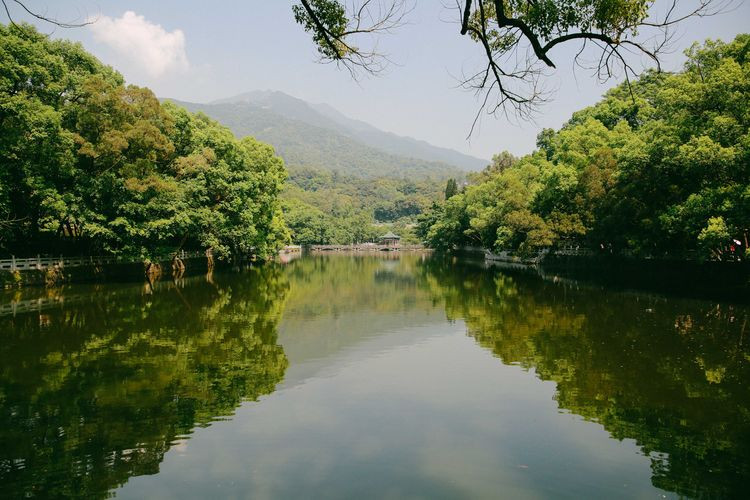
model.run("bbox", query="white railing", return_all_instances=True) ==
[552,247,596,257]
[485,247,597,263]
[309,244,427,251]
[0,296,72,316]
[0,250,209,272]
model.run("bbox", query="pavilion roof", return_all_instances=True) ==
[380,231,400,239]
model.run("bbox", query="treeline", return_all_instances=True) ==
[283,166,446,245]
[0,24,287,260]
[419,35,750,260]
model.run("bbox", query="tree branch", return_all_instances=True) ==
[454,0,732,122]
[1,0,93,28]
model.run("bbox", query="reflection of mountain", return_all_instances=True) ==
[277,255,446,386]
[0,268,289,499]
[418,258,750,499]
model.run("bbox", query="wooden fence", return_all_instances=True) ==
[0,250,209,272]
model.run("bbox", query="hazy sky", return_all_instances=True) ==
[10,0,750,160]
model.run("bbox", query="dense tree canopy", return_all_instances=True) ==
[281,166,444,245]
[419,35,750,260]
[0,23,288,259]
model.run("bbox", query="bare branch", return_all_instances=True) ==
[297,0,413,79]
[459,0,472,35]
[1,0,93,28]
[452,0,734,124]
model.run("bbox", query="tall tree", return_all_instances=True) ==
[444,178,458,200]
[0,23,288,259]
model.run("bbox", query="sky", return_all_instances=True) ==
[8,0,750,160]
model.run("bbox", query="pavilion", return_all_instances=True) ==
[379,231,401,248]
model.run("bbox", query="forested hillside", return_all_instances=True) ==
[211,90,487,171]
[167,98,465,180]
[0,24,287,259]
[282,167,451,245]
[0,22,470,257]
[419,35,750,261]
[166,96,474,245]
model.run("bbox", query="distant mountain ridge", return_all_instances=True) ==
[206,90,488,172]
[167,98,463,179]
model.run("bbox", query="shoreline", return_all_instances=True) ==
[477,249,750,302]
[1,254,214,289]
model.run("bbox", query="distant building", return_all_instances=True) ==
[379,231,401,247]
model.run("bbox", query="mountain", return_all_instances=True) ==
[164,92,470,242]
[168,99,461,179]
[309,101,489,171]
[211,90,488,172]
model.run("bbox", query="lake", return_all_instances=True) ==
[1,253,748,499]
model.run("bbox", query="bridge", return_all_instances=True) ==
[309,244,428,252]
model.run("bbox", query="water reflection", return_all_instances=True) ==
[418,257,750,498]
[1,255,748,498]
[275,254,446,388]
[0,267,289,499]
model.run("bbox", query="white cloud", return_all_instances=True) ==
[89,11,189,77]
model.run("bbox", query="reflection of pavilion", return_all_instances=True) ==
[379,231,401,248]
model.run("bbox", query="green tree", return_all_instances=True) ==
[421,34,750,260]
[444,178,458,200]
[0,23,288,260]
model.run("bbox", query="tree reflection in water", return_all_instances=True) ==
[1,255,748,499]
[417,257,750,499]
[0,266,289,499]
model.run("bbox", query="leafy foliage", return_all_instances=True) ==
[444,178,458,200]
[0,23,288,259]
[167,98,465,245]
[473,0,651,42]
[421,35,750,259]
[293,0,349,61]
[282,166,445,245]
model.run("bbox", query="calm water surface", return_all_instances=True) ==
[1,254,748,499]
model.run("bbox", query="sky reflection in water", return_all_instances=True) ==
[1,254,748,499]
